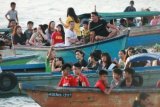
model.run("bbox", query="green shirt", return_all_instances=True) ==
[45,58,51,72]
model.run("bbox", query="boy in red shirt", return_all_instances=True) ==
[95,70,112,94]
[72,63,90,87]
[58,63,75,87]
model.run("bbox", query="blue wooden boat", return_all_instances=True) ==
[0,54,39,66]
[15,34,128,63]
[79,11,160,47]
[20,83,160,107]
[0,53,160,95]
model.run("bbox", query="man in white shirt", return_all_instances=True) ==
[65,21,79,46]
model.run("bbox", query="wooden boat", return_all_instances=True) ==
[0,53,160,95]
[15,33,128,63]
[0,54,38,66]
[21,83,160,107]
[79,11,160,47]
[1,63,45,72]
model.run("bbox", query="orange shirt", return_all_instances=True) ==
[95,80,106,92]
[75,74,90,87]
[58,75,76,87]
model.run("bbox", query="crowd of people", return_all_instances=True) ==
[1,1,160,48]
[0,1,160,107]
[45,45,160,95]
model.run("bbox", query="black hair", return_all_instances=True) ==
[130,0,134,5]
[67,7,79,23]
[113,68,123,77]
[99,70,108,75]
[91,12,99,16]
[124,68,135,76]
[132,92,150,107]
[48,21,55,34]
[90,52,99,62]
[120,19,127,24]
[39,24,46,34]
[27,21,34,25]
[57,24,65,41]
[11,2,16,6]
[83,20,89,25]
[61,63,72,71]
[141,49,148,53]
[73,62,82,68]
[75,49,85,57]
[119,50,126,55]
[101,52,112,69]
[93,50,102,60]
[57,57,64,64]
[0,40,5,46]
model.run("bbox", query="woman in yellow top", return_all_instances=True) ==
[59,7,81,39]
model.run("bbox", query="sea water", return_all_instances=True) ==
[0,0,160,106]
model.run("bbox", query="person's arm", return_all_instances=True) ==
[47,46,54,59]
[29,33,36,45]
[59,17,71,28]
[67,37,79,44]
[16,11,19,23]
[5,11,10,21]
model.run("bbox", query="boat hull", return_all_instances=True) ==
[21,84,160,107]
[15,35,128,63]
[0,54,38,66]
[1,66,160,95]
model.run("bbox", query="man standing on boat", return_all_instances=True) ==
[89,12,118,42]
[124,0,136,12]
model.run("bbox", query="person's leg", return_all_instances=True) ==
[107,29,118,38]
[95,36,106,41]
[90,31,95,43]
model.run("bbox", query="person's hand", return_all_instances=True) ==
[59,18,62,22]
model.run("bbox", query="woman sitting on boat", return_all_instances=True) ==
[132,92,154,107]
[58,63,75,87]
[12,25,26,45]
[45,21,56,45]
[120,68,139,88]
[72,63,90,87]
[98,52,117,70]
[51,24,65,47]
[52,57,64,72]
[59,7,81,40]
[83,52,100,71]
[45,46,56,72]
[29,24,47,46]
[117,50,126,68]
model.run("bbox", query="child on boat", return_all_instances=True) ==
[110,68,123,87]
[5,2,19,23]
[58,63,76,87]
[72,63,90,87]
[45,46,56,72]
[95,70,112,94]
